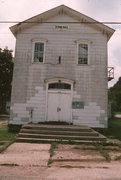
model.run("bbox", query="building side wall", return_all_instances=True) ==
[10,14,108,127]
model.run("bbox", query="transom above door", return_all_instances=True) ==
[48,82,71,90]
[45,78,74,90]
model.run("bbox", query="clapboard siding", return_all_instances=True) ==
[10,10,111,127]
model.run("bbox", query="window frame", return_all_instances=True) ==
[45,78,74,92]
[48,82,71,90]
[76,40,90,65]
[32,38,47,63]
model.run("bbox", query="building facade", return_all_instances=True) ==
[10,5,114,128]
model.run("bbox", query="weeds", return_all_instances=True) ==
[47,159,53,166]
[0,124,18,153]
[0,124,17,141]
[114,155,121,161]
[73,145,96,151]
[49,142,58,157]
[60,165,89,168]
[0,142,5,145]
[0,163,19,166]
[0,142,14,153]
[116,143,121,148]
[48,142,59,166]
[100,150,111,162]
[74,144,121,151]
[99,117,121,140]
[73,144,111,162]
[68,139,75,144]
[95,144,111,162]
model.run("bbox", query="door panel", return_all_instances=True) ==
[59,93,71,121]
[47,93,58,121]
[47,92,71,122]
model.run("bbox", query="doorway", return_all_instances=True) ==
[46,80,73,123]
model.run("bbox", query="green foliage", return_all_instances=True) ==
[49,142,58,157]
[115,155,121,161]
[48,142,58,166]
[0,124,17,141]
[108,118,121,140]
[0,47,14,114]
[8,124,22,133]
[0,124,17,153]
[73,145,96,150]
[47,159,53,166]
[99,117,121,140]
[0,142,11,153]
[95,144,111,162]
[108,77,121,114]
[100,150,111,162]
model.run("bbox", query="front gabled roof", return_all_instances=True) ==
[10,5,115,40]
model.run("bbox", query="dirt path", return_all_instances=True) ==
[0,143,121,179]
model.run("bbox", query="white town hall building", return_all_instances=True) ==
[9,5,114,128]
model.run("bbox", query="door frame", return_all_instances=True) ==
[45,78,74,123]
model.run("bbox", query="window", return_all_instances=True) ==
[48,83,71,90]
[78,44,88,64]
[33,42,44,62]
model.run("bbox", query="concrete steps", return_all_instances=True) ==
[20,129,99,136]
[17,124,106,144]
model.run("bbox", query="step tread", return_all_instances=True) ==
[19,133,106,140]
[17,137,103,143]
[18,124,106,143]
[20,129,98,136]
[22,127,92,132]
[23,124,91,130]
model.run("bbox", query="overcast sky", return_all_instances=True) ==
[0,0,121,87]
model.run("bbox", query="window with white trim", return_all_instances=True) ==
[78,43,88,64]
[33,42,45,62]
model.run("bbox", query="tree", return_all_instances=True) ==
[108,77,121,113]
[0,47,14,114]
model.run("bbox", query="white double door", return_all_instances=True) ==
[47,91,72,122]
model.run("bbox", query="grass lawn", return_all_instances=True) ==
[101,117,121,140]
[0,124,18,153]
[0,124,17,141]
[115,112,121,115]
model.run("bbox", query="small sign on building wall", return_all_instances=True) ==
[72,101,84,109]
[55,25,69,31]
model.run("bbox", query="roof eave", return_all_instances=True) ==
[9,4,115,39]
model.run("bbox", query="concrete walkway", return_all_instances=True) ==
[115,114,121,118]
[0,143,121,179]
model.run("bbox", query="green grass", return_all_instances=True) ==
[115,112,121,115]
[74,144,111,162]
[0,124,17,141]
[0,124,18,153]
[73,145,96,151]
[48,142,59,166]
[95,144,111,162]
[0,142,12,153]
[49,142,58,157]
[107,118,121,140]
[99,117,121,140]
[100,150,111,162]
[115,155,121,161]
